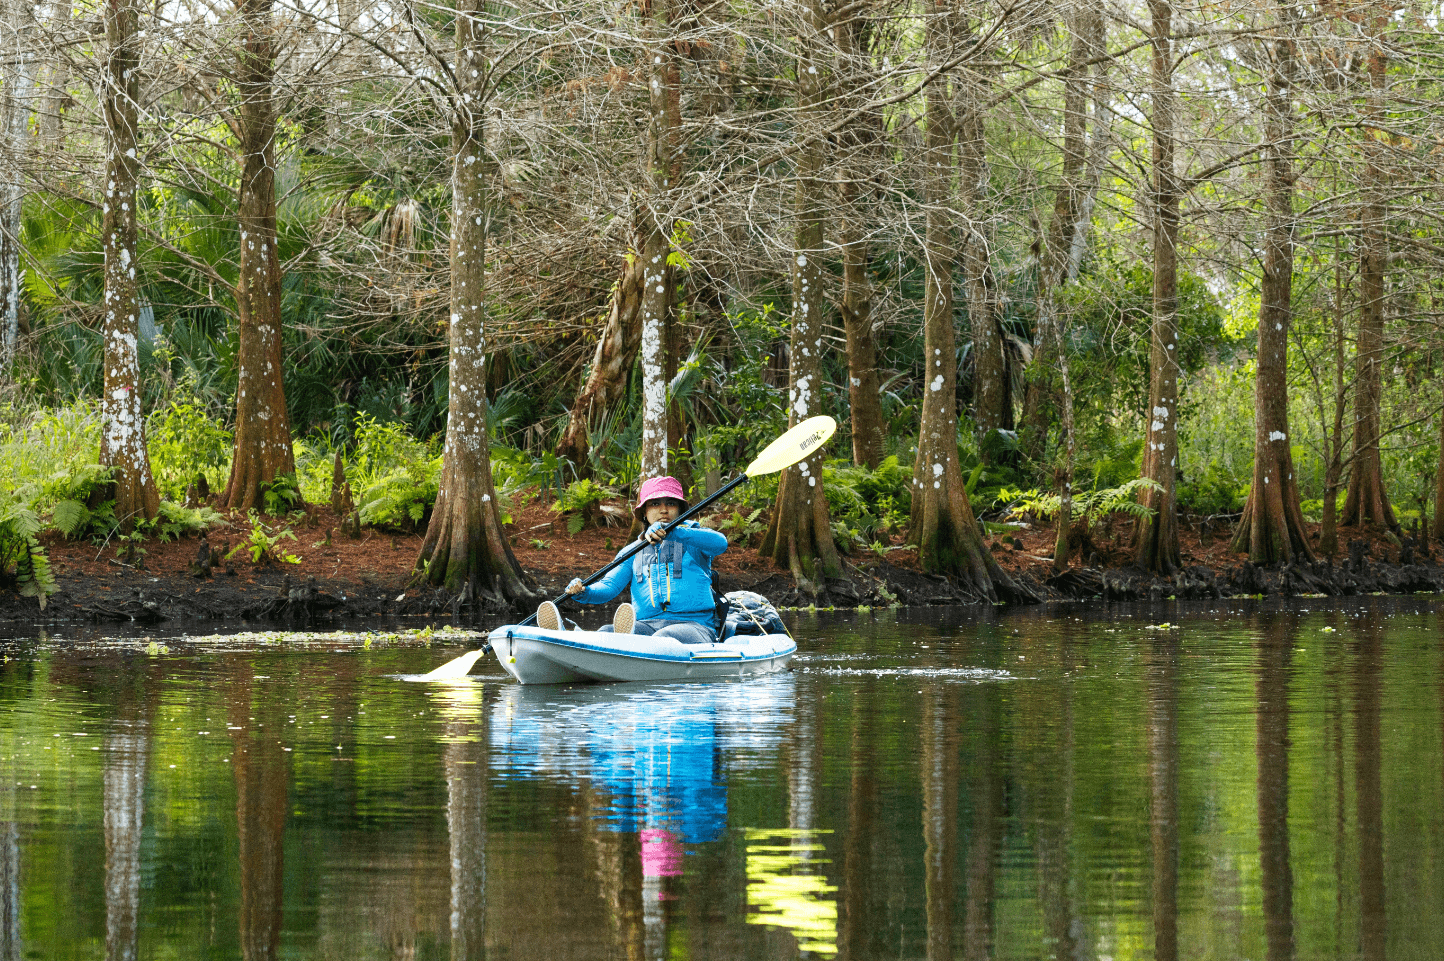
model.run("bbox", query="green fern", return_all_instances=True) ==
[156,501,224,541]
[51,499,92,538]
[1,495,56,608]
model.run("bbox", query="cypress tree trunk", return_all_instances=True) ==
[760,0,844,597]
[1231,1,1312,565]
[835,6,885,469]
[957,95,1007,459]
[1134,0,1182,575]
[99,0,159,527]
[907,6,1030,603]
[1039,0,1102,570]
[222,0,296,513]
[637,3,680,482]
[415,0,533,607]
[0,0,36,383]
[1341,21,1397,532]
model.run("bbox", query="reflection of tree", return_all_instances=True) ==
[1256,617,1295,961]
[963,681,1000,961]
[104,712,150,961]
[1355,613,1385,961]
[228,662,289,961]
[1147,637,1179,961]
[838,678,879,961]
[922,683,957,961]
[1018,623,1084,961]
[437,684,488,961]
[0,790,18,961]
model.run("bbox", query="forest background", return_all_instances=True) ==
[2,0,1443,609]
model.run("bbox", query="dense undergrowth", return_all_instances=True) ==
[5,336,1440,604]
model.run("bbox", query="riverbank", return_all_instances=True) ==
[2,496,1440,626]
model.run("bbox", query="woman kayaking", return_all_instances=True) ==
[536,476,728,644]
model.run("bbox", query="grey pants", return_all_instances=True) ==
[599,617,718,645]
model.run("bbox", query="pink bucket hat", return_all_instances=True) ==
[634,475,687,520]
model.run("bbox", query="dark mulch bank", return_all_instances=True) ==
[2,494,1441,627]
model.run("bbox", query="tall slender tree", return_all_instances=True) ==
[222,0,297,512]
[1134,0,1183,575]
[1037,1,1105,571]
[759,0,844,597]
[98,0,159,527]
[1231,0,1312,564]
[0,0,37,383]
[907,4,1030,603]
[1341,7,1397,533]
[414,0,534,607]
[637,0,682,482]
[834,4,886,469]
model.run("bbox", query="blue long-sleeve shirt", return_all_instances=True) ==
[576,521,728,624]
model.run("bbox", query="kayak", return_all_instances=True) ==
[487,624,796,685]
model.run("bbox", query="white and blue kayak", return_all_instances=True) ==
[487,624,796,685]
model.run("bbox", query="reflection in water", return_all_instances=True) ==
[1147,636,1179,961]
[964,679,1001,961]
[837,677,879,961]
[744,829,838,955]
[0,749,17,961]
[229,663,289,961]
[2,607,1444,956]
[1355,616,1386,961]
[104,715,149,961]
[434,684,488,961]
[921,683,956,961]
[1256,618,1295,961]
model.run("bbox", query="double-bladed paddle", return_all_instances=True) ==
[418,415,837,680]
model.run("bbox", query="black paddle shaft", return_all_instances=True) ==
[518,472,750,627]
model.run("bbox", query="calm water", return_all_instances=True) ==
[0,599,1440,960]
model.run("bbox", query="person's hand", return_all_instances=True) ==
[565,578,585,596]
[644,521,667,544]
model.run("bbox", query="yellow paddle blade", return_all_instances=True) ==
[745,415,837,476]
[417,648,486,680]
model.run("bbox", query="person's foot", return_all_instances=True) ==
[537,600,562,631]
[613,603,635,635]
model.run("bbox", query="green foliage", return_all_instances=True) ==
[0,493,55,607]
[715,508,765,545]
[824,456,913,549]
[997,477,1164,533]
[229,512,301,565]
[293,413,444,531]
[551,478,617,534]
[262,472,303,515]
[148,401,233,500]
[155,501,225,541]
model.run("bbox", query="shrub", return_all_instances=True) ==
[147,401,233,500]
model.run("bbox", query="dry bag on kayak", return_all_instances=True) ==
[720,591,788,639]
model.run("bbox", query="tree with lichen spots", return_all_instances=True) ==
[759,0,844,598]
[220,0,296,514]
[97,0,158,527]
[636,0,682,484]
[906,1,1030,605]
[1230,0,1312,566]
[0,0,37,383]
[414,0,533,608]
[1133,0,1182,576]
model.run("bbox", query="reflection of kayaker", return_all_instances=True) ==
[538,476,728,646]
